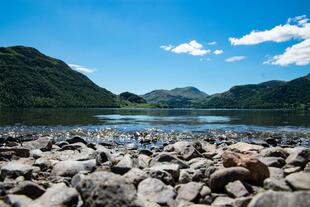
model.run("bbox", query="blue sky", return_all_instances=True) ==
[1,0,310,95]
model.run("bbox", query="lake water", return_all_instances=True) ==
[0,108,309,134]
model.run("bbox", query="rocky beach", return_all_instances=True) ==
[0,129,309,207]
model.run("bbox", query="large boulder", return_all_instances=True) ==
[248,191,310,207]
[222,151,270,185]
[1,162,33,180]
[76,171,138,207]
[51,159,96,177]
[137,178,176,205]
[285,172,310,190]
[22,137,52,151]
[209,167,251,192]
[286,147,309,167]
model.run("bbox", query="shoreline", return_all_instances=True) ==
[0,131,309,206]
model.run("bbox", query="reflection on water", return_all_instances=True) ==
[0,108,309,133]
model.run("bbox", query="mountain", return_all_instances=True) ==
[0,46,119,108]
[119,92,147,104]
[142,86,208,108]
[198,74,310,110]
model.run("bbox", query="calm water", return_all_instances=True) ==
[0,108,309,134]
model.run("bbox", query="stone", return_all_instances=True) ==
[77,171,138,207]
[222,151,270,185]
[189,158,213,170]
[284,166,302,175]
[96,146,112,165]
[173,141,202,160]
[149,163,180,179]
[66,136,88,145]
[51,159,96,177]
[263,178,291,191]
[285,172,310,190]
[112,154,135,174]
[286,147,310,167]
[22,137,52,151]
[148,167,175,185]
[5,194,32,207]
[233,196,252,207]
[123,168,148,186]
[30,149,44,159]
[225,180,249,198]
[248,191,310,207]
[137,154,151,169]
[0,147,30,158]
[34,158,52,171]
[260,147,288,158]
[179,169,204,183]
[29,183,79,207]
[228,142,263,152]
[268,167,284,178]
[176,182,203,202]
[8,181,46,199]
[259,156,285,168]
[209,167,251,192]
[150,152,189,168]
[137,178,176,205]
[212,196,234,207]
[1,162,33,180]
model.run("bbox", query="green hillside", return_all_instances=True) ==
[0,46,119,108]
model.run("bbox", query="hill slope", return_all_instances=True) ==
[0,46,118,108]
[142,86,208,108]
[199,75,310,109]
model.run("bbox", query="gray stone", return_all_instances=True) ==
[22,137,52,151]
[285,172,310,190]
[260,147,289,158]
[248,191,310,207]
[34,158,52,171]
[268,167,284,178]
[29,183,78,207]
[0,147,30,158]
[263,178,291,191]
[284,166,302,175]
[123,168,148,186]
[8,181,46,199]
[148,167,175,185]
[176,182,203,202]
[209,167,251,192]
[77,171,138,207]
[112,154,135,174]
[5,194,32,207]
[149,163,180,179]
[1,162,33,180]
[228,142,263,152]
[173,141,202,160]
[225,180,249,198]
[30,149,44,159]
[150,152,189,168]
[189,158,213,170]
[212,196,234,207]
[286,147,309,167]
[137,178,176,205]
[51,159,96,177]
[179,169,204,183]
[259,156,285,168]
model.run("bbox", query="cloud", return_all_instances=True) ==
[208,41,217,45]
[264,39,310,66]
[160,40,211,56]
[229,15,310,66]
[225,56,246,62]
[69,64,95,73]
[213,49,224,55]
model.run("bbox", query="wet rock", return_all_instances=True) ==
[225,180,249,198]
[285,172,310,190]
[228,142,263,152]
[248,191,310,207]
[51,159,96,177]
[22,137,52,151]
[77,171,138,207]
[0,147,30,158]
[5,194,32,207]
[30,183,78,207]
[173,141,202,161]
[137,178,176,205]
[266,138,278,146]
[1,162,33,180]
[222,151,269,185]
[8,181,46,199]
[263,178,291,191]
[66,136,88,145]
[176,182,203,202]
[286,147,309,167]
[150,152,189,168]
[112,154,135,175]
[260,147,288,158]
[123,168,148,186]
[209,167,251,192]
[259,156,285,168]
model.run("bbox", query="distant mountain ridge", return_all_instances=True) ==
[142,86,208,108]
[0,46,118,107]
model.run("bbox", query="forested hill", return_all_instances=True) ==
[0,46,118,108]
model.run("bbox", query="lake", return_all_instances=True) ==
[0,108,309,134]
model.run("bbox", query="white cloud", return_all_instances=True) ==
[264,39,310,66]
[229,15,310,66]
[69,64,95,73]
[208,41,217,45]
[213,49,224,55]
[225,56,246,62]
[160,40,211,56]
